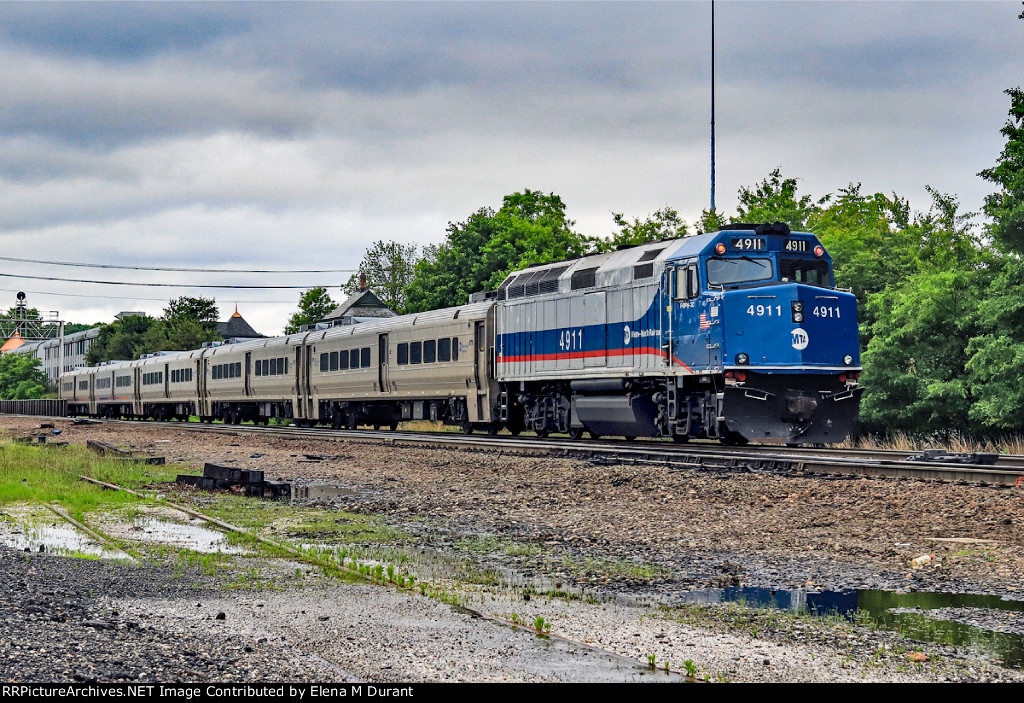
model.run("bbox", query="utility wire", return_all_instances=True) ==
[0,255,357,274]
[0,272,341,289]
[0,287,295,304]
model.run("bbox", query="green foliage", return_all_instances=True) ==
[735,168,824,230]
[2,306,40,320]
[342,241,419,314]
[596,206,689,251]
[85,315,154,364]
[0,353,49,398]
[979,87,1024,254]
[86,298,222,364]
[284,286,337,334]
[858,190,986,436]
[808,184,913,335]
[695,208,728,234]
[163,296,219,324]
[405,189,591,312]
[139,317,220,354]
[964,87,1024,432]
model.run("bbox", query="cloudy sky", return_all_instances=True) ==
[0,1,1021,335]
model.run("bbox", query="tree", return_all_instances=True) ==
[965,86,1024,431]
[807,184,914,338]
[405,190,593,312]
[735,168,823,230]
[595,207,689,251]
[0,353,49,399]
[284,286,338,334]
[342,241,419,314]
[858,190,987,437]
[978,87,1024,254]
[695,208,728,234]
[163,296,219,324]
[85,315,154,364]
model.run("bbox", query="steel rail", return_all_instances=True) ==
[51,417,1024,487]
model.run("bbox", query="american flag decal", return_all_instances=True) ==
[699,313,710,329]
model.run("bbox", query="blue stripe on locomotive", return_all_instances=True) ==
[497,291,672,368]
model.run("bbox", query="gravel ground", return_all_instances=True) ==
[2,416,1024,683]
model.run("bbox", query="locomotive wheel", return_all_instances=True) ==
[568,427,584,441]
[261,417,270,426]
[390,421,399,431]
[345,414,358,430]
[624,436,636,442]
[673,434,689,444]
[535,429,548,438]
[461,419,474,435]
[486,423,500,436]
[590,433,602,440]
[331,413,343,430]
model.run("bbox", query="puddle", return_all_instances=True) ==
[0,504,125,559]
[122,516,249,555]
[291,482,358,503]
[678,585,1024,667]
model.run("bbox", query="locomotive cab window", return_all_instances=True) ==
[706,257,774,287]
[674,264,700,299]
[779,258,832,288]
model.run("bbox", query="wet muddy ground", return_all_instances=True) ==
[2,416,1024,682]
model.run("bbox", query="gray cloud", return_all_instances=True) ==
[0,1,1020,333]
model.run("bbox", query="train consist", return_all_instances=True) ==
[61,223,862,445]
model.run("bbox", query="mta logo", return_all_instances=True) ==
[791,328,809,350]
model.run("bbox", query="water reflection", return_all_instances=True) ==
[678,586,1024,668]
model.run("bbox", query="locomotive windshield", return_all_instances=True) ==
[706,257,774,287]
[779,258,832,288]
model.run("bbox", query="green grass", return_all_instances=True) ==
[0,441,179,521]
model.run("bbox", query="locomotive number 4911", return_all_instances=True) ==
[746,304,782,317]
[559,328,584,351]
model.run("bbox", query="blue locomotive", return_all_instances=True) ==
[489,222,861,444]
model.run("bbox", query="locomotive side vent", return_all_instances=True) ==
[571,267,598,290]
[637,248,666,263]
[633,263,654,280]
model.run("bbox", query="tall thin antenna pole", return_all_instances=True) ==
[710,0,716,213]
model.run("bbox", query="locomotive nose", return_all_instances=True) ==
[784,394,818,422]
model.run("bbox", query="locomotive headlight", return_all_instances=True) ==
[814,245,824,257]
[736,352,750,365]
[791,301,804,323]
[843,354,854,365]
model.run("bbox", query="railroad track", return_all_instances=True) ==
[19,415,1022,487]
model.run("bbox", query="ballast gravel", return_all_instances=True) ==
[2,416,1024,683]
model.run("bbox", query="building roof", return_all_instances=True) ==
[323,289,397,322]
[0,332,24,353]
[216,310,262,339]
